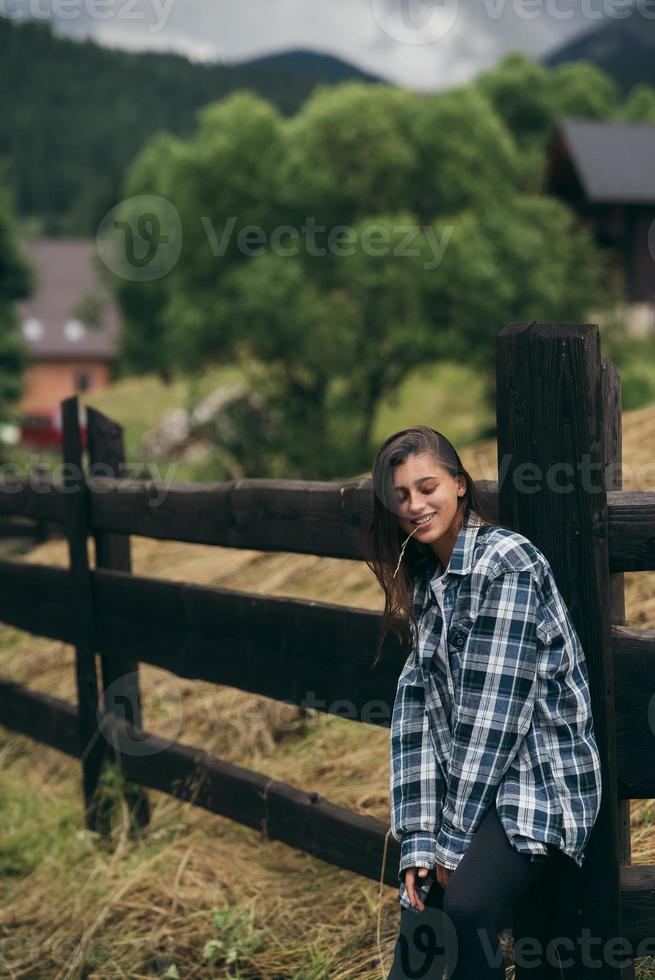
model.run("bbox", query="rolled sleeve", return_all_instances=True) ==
[434,824,472,870]
[399,830,438,881]
[390,651,444,881]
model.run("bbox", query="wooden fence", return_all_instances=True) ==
[0,514,50,549]
[0,321,653,978]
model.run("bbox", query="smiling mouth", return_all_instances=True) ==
[411,513,437,528]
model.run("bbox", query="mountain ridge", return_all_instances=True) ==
[0,15,382,234]
[542,11,655,95]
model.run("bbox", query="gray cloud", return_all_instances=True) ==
[0,0,624,89]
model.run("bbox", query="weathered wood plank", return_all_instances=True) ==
[602,355,634,979]
[620,866,655,948]
[87,405,150,830]
[0,675,80,755]
[91,567,404,726]
[3,558,655,794]
[0,470,654,570]
[0,677,405,888]
[613,626,655,798]
[0,473,67,521]
[0,559,73,640]
[497,323,624,979]
[62,395,105,831]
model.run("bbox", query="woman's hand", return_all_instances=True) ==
[405,862,456,910]
[436,863,454,890]
[405,866,432,911]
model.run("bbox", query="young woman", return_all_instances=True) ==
[363,425,603,980]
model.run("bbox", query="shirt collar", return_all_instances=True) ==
[426,507,486,589]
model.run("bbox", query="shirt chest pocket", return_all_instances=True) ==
[447,617,474,653]
[438,616,474,692]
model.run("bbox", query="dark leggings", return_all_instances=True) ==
[387,800,553,979]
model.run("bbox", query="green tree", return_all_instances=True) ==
[618,84,655,122]
[187,214,451,477]
[474,53,620,192]
[108,91,287,378]
[110,80,614,477]
[277,83,417,230]
[476,53,618,145]
[0,173,31,415]
[475,53,554,150]
[422,195,616,409]
[185,249,360,476]
[403,85,520,222]
[0,15,375,234]
[549,62,618,121]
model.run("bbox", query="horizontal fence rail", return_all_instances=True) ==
[0,473,654,570]
[0,558,407,721]
[3,675,654,943]
[0,676,405,887]
[1,560,655,798]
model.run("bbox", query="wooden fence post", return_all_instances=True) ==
[86,406,151,830]
[496,323,628,979]
[601,356,634,973]
[61,395,105,831]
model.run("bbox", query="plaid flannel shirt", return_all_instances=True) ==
[390,509,603,910]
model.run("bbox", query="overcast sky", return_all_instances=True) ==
[2,0,615,90]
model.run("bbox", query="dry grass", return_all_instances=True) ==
[1,409,654,977]
[0,521,402,976]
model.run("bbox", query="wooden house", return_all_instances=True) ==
[14,238,119,413]
[545,118,655,331]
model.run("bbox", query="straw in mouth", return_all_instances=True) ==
[391,521,425,581]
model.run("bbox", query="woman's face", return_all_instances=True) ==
[391,451,466,553]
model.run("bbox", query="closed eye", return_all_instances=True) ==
[395,485,438,501]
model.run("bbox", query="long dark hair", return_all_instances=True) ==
[362,425,513,669]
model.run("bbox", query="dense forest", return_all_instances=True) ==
[0,177,32,412]
[544,10,655,95]
[0,15,378,235]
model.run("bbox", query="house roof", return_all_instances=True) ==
[17,238,120,361]
[552,118,655,204]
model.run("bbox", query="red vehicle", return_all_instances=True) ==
[19,405,88,452]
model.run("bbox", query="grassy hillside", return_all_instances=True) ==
[99,359,494,478]
[0,358,496,486]
[1,391,655,976]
